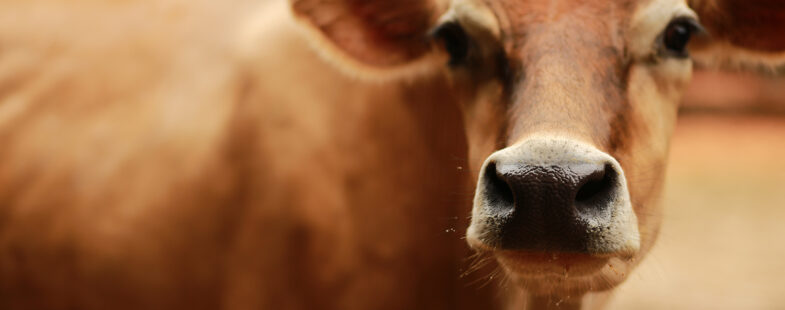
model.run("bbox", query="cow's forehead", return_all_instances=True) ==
[444,0,697,79]
[461,0,692,52]
[490,0,638,27]
[486,0,635,52]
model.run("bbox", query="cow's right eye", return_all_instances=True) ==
[431,22,470,66]
[661,17,704,58]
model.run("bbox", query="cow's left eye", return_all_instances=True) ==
[431,22,470,66]
[661,17,703,58]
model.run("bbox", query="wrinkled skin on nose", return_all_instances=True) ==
[489,162,614,251]
[469,137,640,257]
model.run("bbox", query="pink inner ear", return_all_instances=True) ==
[693,0,785,52]
[291,0,437,67]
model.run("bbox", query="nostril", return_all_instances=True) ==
[575,164,617,207]
[483,162,515,210]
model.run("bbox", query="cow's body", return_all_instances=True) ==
[0,1,496,309]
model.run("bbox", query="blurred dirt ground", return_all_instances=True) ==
[609,114,785,309]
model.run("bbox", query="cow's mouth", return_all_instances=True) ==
[496,251,609,277]
[495,251,610,279]
[491,249,636,295]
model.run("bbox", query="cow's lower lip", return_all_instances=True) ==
[495,251,609,278]
[494,251,631,295]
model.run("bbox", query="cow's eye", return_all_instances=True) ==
[431,22,470,66]
[661,18,702,58]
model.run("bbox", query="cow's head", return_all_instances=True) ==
[290,0,785,298]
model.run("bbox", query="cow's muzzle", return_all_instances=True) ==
[467,136,639,256]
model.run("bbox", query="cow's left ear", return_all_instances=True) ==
[689,0,785,69]
[289,0,443,72]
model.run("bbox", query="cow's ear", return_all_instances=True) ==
[289,0,443,73]
[688,0,785,70]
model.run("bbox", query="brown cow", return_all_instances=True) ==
[0,0,783,309]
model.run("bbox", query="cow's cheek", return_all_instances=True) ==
[614,62,686,259]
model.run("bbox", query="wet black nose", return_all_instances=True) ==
[481,161,618,251]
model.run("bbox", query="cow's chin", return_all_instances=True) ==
[494,250,635,296]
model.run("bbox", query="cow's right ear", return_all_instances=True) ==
[689,0,785,70]
[289,0,445,75]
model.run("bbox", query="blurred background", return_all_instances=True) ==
[609,69,785,309]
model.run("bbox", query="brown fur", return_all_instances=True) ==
[0,1,497,309]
